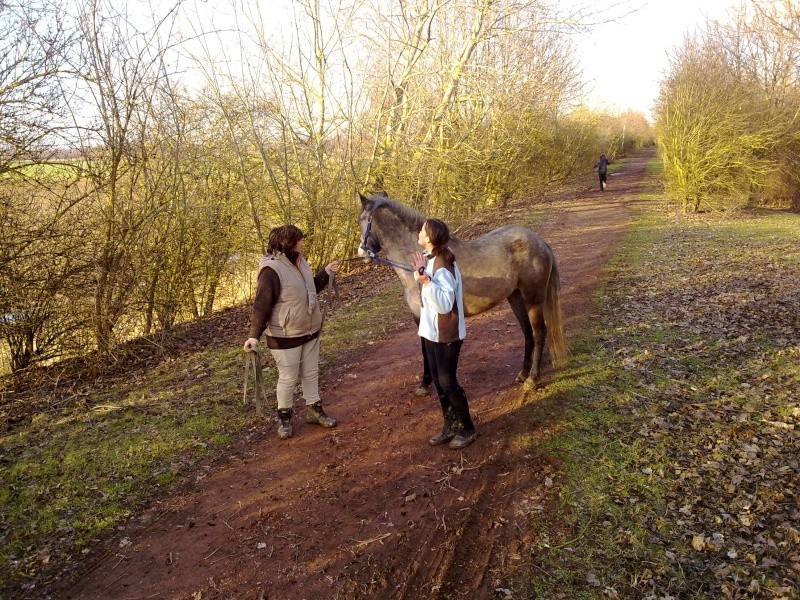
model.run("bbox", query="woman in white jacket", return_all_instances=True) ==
[411,218,476,449]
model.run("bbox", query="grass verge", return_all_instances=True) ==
[511,201,799,597]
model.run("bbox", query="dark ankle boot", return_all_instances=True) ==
[277,408,293,439]
[305,402,337,428]
[448,388,476,449]
[429,406,458,446]
[449,429,476,449]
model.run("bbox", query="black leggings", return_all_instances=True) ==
[423,338,475,432]
[423,338,462,396]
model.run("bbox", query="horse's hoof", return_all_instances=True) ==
[515,370,529,384]
[523,378,538,393]
[414,384,430,397]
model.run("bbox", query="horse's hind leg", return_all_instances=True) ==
[526,302,547,388]
[508,290,534,384]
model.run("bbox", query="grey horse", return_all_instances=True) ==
[357,193,567,393]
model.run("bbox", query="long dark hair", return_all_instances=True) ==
[424,218,455,265]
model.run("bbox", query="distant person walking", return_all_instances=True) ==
[595,153,612,191]
[243,225,339,439]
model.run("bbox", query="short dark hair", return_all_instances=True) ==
[268,225,304,254]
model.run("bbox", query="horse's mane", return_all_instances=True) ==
[368,195,426,230]
[367,195,466,245]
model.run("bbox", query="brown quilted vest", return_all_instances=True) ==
[258,253,322,338]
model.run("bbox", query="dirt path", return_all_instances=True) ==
[63,151,651,600]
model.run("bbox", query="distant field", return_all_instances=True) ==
[5,160,86,179]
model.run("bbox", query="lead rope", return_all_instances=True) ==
[320,267,342,324]
[242,349,269,416]
[330,269,340,302]
[360,249,415,272]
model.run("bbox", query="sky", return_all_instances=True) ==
[577,0,745,120]
[174,0,746,123]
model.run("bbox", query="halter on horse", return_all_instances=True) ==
[359,214,415,273]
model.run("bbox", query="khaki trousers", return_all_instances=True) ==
[269,336,321,409]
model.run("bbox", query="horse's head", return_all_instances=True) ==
[357,193,382,260]
[357,191,426,268]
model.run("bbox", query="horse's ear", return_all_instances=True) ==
[358,193,373,210]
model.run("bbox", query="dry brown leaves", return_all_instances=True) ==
[603,217,799,598]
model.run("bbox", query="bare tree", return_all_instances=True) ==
[751,0,800,45]
[356,0,592,217]
[136,87,251,330]
[0,0,72,172]
[70,0,183,351]
[0,0,87,372]
[746,0,800,209]
[0,179,92,371]
[184,0,363,268]
[363,0,443,190]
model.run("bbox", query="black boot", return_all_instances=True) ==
[450,429,476,449]
[277,408,293,439]
[448,388,476,449]
[305,402,337,428]
[429,405,458,446]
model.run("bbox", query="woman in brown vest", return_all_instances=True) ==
[411,218,476,449]
[243,225,339,439]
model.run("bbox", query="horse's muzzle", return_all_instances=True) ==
[357,246,375,262]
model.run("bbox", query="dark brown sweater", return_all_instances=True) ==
[248,265,330,349]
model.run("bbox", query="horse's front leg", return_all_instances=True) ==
[407,285,431,396]
[416,336,432,396]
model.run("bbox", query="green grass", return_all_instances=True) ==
[508,192,800,597]
[646,155,664,175]
[607,159,626,174]
[2,160,86,180]
[0,278,409,593]
[1,365,251,583]
[321,280,411,359]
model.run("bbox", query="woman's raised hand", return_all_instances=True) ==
[412,251,426,271]
[412,251,429,284]
[325,260,340,275]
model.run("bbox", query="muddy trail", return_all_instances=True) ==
[61,152,651,600]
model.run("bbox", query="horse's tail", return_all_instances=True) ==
[545,258,568,365]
